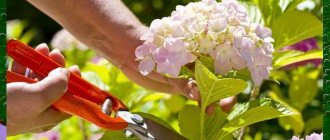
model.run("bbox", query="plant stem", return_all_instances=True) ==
[250,86,260,101]
[237,127,246,140]
[238,86,260,139]
[200,105,206,140]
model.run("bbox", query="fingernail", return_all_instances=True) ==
[59,68,70,77]
[72,65,80,71]
[52,48,61,53]
[206,105,215,115]
[188,80,197,89]
[190,86,200,100]
[40,43,47,47]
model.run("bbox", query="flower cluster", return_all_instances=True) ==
[135,0,274,86]
[291,133,323,140]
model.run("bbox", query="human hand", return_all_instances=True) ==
[7,43,80,135]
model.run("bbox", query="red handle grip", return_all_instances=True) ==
[7,39,127,111]
[7,71,128,130]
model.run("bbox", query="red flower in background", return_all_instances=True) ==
[281,38,322,69]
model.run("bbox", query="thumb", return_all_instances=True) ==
[32,68,70,111]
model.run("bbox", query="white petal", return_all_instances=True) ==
[231,55,246,70]
[135,42,156,59]
[157,62,181,77]
[164,37,185,53]
[138,57,155,76]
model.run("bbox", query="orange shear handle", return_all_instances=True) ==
[7,39,126,111]
[6,39,129,130]
[7,70,128,130]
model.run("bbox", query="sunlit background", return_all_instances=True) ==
[6,0,323,140]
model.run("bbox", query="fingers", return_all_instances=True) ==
[206,103,216,115]
[11,61,26,75]
[69,65,81,76]
[49,49,65,66]
[30,45,65,80]
[187,79,200,100]
[36,108,71,127]
[35,43,50,56]
[31,68,70,112]
[219,96,237,113]
[206,96,237,115]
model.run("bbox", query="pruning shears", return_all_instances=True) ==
[6,39,187,140]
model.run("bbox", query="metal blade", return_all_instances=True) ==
[143,118,188,140]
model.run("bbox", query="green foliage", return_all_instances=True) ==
[268,65,322,136]
[271,10,322,49]
[195,60,247,109]
[178,105,201,140]
[253,0,281,26]
[178,105,227,140]
[288,68,320,110]
[6,0,324,139]
[195,60,247,139]
[219,98,296,139]
[273,50,322,69]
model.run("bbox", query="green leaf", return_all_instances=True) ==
[271,10,322,49]
[253,0,281,26]
[179,66,194,78]
[273,50,304,65]
[305,114,323,135]
[288,69,319,110]
[279,115,304,135]
[217,98,296,139]
[205,107,228,140]
[239,1,264,24]
[195,60,247,108]
[82,62,111,85]
[274,50,323,69]
[178,105,201,140]
[283,0,304,12]
[81,71,109,91]
[178,105,227,140]
[100,131,138,140]
[164,95,186,112]
[268,90,304,135]
[253,0,271,24]
[198,55,214,73]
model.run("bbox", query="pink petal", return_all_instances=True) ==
[157,62,181,77]
[255,25,272,38]
[291,136,301,140]
[214,61,232,74]
[135,42,156,59]
[164,37,185,53]
[138,57,155,76]
[306,133,323,140]
[177,52,197,65]
[152,48,169,63]
[231,55,246,70]
[150,19,162,32]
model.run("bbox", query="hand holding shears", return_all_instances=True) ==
[6,39,187,140]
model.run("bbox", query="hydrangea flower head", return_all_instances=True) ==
[135,0,274,86]
[291,133,323,140]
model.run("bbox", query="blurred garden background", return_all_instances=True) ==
[7,0,323,140]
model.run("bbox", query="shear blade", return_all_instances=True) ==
[143,118,188,140]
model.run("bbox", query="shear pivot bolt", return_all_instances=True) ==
[131,114,144,124]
